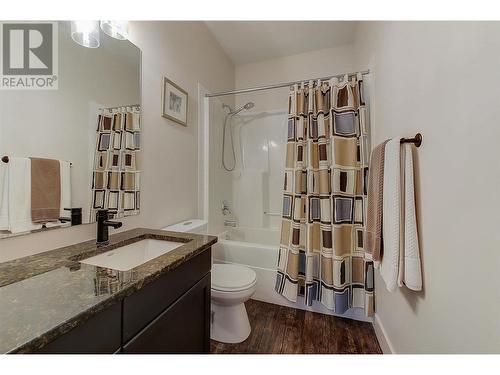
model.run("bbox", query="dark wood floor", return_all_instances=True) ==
[211,299,382,354]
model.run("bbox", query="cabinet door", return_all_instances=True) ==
[37,302,122,354]
[123,273,211,354]
[122,248,211,343]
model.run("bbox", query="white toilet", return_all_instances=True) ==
[211,263,256,343]
[162,219,257,344]
[162,218,208,234]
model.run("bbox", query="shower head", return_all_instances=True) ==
[229,101,255,115]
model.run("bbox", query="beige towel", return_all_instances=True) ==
[30,158,61,223]
[365,140,389,265]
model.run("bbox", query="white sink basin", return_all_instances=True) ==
[80,239,184,271]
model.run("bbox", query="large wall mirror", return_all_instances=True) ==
[0,21,141,239]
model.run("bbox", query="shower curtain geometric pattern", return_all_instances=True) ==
[275,73,374,317]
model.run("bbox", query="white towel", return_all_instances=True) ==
[0,163,8,230]
[401,144,422,290]
[7,157,41,234]
[59,161,72,217]
[380,138,401,292]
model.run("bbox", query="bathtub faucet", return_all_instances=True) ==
[224,219,237,227]
[222,200,232,216]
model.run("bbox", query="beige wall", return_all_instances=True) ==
[234,44,354,111]
[353,21,500,353]
[0,21,234,262]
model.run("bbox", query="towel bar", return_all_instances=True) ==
[1,156,72,166]
[400,133,422,147]
[264,211,282,216]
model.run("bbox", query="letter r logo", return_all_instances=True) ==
[2,23,53,75]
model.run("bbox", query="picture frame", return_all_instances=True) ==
[161,77,188,126]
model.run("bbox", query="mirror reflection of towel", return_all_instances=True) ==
[8,158,42,233]
[30,157,61,223]
[0,163,8,230]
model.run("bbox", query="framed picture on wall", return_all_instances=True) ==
[162,77,188,126]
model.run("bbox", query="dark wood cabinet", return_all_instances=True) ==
[122,273,211,354]
[122,249,211,343]
[35,247,211,354]
[38,302,121,354]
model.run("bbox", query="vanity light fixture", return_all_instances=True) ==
[71,21,100,48]
[100,21,129,40]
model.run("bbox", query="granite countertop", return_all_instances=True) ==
[0,228,217,353]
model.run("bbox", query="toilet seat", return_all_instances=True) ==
[212,263,256,292]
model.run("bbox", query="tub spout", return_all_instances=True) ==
[224,219,237,227]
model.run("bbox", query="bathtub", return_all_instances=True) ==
[212,226,371,322]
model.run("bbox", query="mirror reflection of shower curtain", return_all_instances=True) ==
[275,73,374,317]
[89,105,141,222]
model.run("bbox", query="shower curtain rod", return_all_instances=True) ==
[205,69,370,98]
[99,104,141,111]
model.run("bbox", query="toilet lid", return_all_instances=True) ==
[212,263,256,292]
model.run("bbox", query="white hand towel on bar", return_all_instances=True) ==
[380,138,401,292]
[59,161,72,217]
[401,143,422,291]
[0,163,8,230]
[8,157,42,234]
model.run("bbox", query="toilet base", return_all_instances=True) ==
[211,301,251,344]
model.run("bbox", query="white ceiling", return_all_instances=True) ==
[205,21,358,65]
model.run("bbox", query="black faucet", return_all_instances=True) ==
[59,208,82,226]
[96,209,122,245]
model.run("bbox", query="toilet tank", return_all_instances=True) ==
[162,219,208,234]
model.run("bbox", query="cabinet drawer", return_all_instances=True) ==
[38,302,121,354]
[123,273,211,354]
[122,248,211,343]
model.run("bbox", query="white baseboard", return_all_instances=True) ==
[373,313,395,354]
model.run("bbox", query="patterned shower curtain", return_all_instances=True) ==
[90,106,141,221]
[275,73,374,317]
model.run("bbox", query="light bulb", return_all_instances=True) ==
[100,21,129,40]
[71,21,100,48]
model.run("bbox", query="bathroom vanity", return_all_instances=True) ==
[0,228,217,354]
